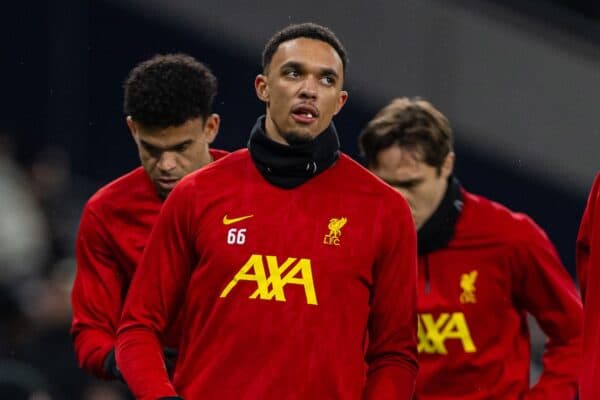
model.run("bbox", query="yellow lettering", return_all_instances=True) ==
[220,254,268,298]
[419,313,451,354]
[279,258,318,305]
[441,312,477,353]
[323,234,341,246]
[221,254,318,305]
[249,256,296,301]
[418,312,477,354]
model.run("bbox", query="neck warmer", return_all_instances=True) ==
[247,115,340,189]
[418,176,463,255]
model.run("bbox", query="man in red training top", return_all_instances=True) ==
[577,173,600,399]
[360,97,582,399]
[71,53,227,380]
[116,23,418,400]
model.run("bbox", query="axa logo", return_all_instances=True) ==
[418,312,477,354]
[323,217,347,246]
[460,270,478,304]
[220,254,318,305]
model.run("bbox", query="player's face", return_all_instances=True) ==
[255,37,348,145]
[371,145,454,229]
[128,115,220,199]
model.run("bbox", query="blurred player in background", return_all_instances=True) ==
[116,22,418,400]
[360,97,582,399]
[576,172,600,400]
[71,53,226,380]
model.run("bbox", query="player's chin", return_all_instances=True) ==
[283,127,322,145]
[287,134,314,145]
[156,187,170,200]
[154,180,179,199]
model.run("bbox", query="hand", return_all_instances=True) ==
[103,348,121,380]
[163,347,178,376]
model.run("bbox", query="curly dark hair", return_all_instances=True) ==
[123,53,217,128]
[262,22,348,74]
[359,97,453,173]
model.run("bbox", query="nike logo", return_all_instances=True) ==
[223,214,254,225]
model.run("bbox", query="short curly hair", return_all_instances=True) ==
[359,97,453,173]
[262,22,348,74]
[123,53,217,128]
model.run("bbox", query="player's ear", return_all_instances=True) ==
[255,74,269,104]
[203,113,220,144]
[333,90,348,116]
[441,152,455,178]
[126,116,139,142]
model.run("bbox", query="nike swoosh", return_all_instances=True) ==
[223,214,254,225]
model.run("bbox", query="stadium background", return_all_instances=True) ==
[2,0,599,398]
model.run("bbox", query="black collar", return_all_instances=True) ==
[247,116,340,189]
[418,176,463,255]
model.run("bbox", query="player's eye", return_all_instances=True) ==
[284,69,300,78]
[320,75,335,86]
[395,181,418,189]
[173,143,191,153]
[143,145,162,158]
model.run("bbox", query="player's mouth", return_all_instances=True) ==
[291,103,319,124]
[156,177,179,191]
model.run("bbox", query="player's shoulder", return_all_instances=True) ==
[177,149,249,190]
[462,190,546,243]
[209,148,230,161]
[592,171,600,188]
[208,148,248,169]
[586,172,600,210]
[85,167,152,211]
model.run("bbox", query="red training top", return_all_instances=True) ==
[577,172,600,400]
[71,149,228,378]
[117,150,418,399]
[416,189,582,399]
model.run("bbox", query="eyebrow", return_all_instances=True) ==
[140,139,193,152]
[280,61,340,80]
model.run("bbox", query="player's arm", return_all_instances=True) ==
[512,219,582,399]
[577,173,600,303]
[71,204,124,379]
[116,180,196,400]
[363,193,418,400]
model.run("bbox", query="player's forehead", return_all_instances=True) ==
[137,118,203,149]
[271,38,344,75]
[376,145,424,170]
[376,145,440,181]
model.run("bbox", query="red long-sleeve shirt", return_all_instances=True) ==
[416,190,582,399]
[71,149,228,378]
[116,150,418,399]
[577,172,600,400]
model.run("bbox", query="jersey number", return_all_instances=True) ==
[227,228,246,245]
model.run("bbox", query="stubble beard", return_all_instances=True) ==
[281,130,314,146]
[156,188,169,200]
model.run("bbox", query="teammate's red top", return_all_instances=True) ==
[577,172,600,400]
[71,149,228,378]
[416,189,582,399]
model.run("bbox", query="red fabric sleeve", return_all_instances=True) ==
[116,181,195,400]
[577,174,600,303]
[71,205,124,379]
[512,219,582,399]
[576,173,600,400]
[363,194,418,399]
